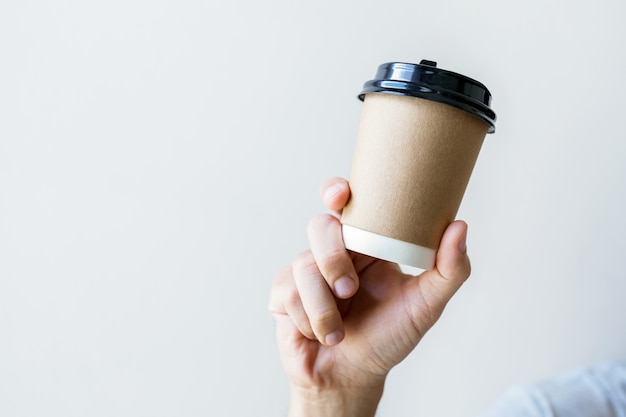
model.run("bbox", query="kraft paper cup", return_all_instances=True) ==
[341,60,497,270]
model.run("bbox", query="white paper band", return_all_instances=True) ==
[341,224,436,270]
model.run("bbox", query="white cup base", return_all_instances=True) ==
[341,224,436,270]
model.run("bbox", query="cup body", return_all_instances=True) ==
[341,92,490,270]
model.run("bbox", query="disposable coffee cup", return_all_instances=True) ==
[341,60,496,270]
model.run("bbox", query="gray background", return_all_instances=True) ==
[1,0,625,416]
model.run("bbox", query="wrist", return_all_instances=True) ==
[288,384,384,417]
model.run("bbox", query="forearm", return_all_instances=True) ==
[288,384,384,417]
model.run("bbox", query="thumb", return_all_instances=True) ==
[407,221,471,325]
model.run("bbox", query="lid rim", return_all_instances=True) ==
[359,61,497,133]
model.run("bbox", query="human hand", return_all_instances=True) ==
[269,177,471,417]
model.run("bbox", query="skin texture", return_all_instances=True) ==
[269,177,472,417]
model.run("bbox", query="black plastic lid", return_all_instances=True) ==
[359,60,496,133]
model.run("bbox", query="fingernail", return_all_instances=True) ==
[459,231,467,254]
[334,276,355,298]
[325,329,344,345]
[323,183,344,202]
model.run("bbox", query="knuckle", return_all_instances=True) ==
[268,266,291,313]
[271,265,291,287]
[311,308,340,334]
[307,213,337,234]
[316,249,348,277]
[293,251,319,276]
[284,285,302,310]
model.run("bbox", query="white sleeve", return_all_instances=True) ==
[477,362,626,417]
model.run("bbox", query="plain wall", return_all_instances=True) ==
[1,0,625,416]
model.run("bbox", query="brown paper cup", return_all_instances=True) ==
[342,93,490,270]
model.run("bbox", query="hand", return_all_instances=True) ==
[269,177,471,417]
